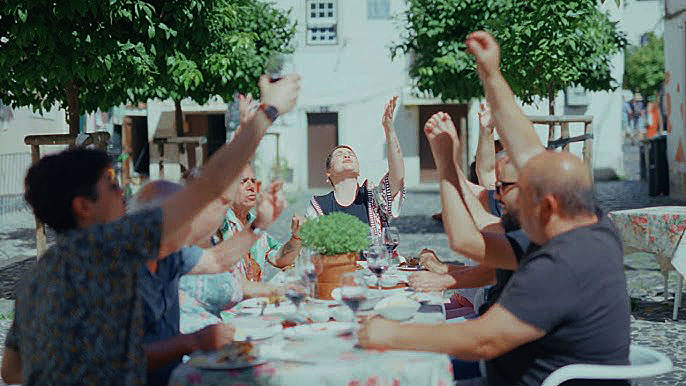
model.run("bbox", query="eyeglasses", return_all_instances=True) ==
[495,181,517,195]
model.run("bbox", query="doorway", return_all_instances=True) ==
[307,112,338,189]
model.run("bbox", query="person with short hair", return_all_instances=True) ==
[358,32,630,386]
[0,74,301,385]
[131,177,285,386]
[306,97,405,238]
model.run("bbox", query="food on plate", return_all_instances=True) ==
[267,294,283,307]
[216,342,255,363]
[399,257,420,267]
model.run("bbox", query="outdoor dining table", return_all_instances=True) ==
[608,206,686,320]
[168,286,454,386]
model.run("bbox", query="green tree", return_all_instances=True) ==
[0,1,160,134]
[394,0,626,114]
[624,32,664,98]
[141,0,296,137]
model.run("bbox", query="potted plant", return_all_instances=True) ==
[299,212,369,299]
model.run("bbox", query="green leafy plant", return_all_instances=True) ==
[624,33,664,98]
[394,0,627,114]
[299,212,369,256]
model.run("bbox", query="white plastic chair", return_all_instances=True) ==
[541,344,673,386]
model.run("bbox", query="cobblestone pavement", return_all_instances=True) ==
[0,144,684,384]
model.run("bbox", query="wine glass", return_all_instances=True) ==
[283,276,308,313]
[297,248,318,297]
[339,271,368,319]
[383,227,400,257]
[364,245,389,290]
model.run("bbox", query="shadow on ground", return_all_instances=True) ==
[631,298,685,322]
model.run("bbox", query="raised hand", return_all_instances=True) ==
[237,93,259,132]
[193,323,235,351]
[253,180,286,229]
[423,112,459,145]
[466,31,501,80]
[290,215,302,238]
[478,103,495,133]
[259,73,301,115]
[382,96,399,131]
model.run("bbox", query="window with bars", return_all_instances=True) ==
[367,0,390,19]
[306,0,337,45]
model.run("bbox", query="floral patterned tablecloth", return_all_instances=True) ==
[169,343,453,386]
[169,291,453,386]
[608,206,686,274]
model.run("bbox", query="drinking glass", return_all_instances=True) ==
[283,276,308,313]
[339,271,368,319]
[383,227,400,257]
[363,245,389,290]
[297,248,318,297]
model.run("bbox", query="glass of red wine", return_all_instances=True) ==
[364,245,389,290]
[266,54,286,83]
[339,271,368,319]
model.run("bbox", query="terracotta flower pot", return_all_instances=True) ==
[313,252,358,300]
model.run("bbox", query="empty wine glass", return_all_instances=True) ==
[283,276,308,313]
[297,248,318,297]
[339,271,368,319]
[364,245,389,290]
[383,227,400,257]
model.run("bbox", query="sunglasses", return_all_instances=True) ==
[495,181,517,195]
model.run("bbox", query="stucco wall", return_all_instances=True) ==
[664,0,686,199]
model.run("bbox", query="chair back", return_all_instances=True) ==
[541,344,673,386]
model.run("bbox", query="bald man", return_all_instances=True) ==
[358,32,630,386]
[132,180,285,386]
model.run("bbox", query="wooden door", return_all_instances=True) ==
[307,113,338,189]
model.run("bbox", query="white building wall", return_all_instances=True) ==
[664,0,686,199]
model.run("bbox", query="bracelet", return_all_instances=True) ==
[291,235,301,241]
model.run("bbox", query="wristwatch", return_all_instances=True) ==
[249,222,264,237]
[258,104,279,123]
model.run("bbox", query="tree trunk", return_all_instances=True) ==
[174,99,184,137]
[65,81,80,135]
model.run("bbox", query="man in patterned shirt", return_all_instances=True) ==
[0,74,300,385]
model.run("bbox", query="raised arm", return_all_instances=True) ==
[425,112,516,270]
[466,31,545,170]
[475,103,497,189]
[189,180,287,275]
[382,96,405,197]
[269,215,303,269]
[158,75,300,258]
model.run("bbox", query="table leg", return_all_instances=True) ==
[663,271,670,303]
[674,273,684,321]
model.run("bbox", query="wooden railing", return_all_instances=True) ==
[526,115,594,179]
[24,132,111,257]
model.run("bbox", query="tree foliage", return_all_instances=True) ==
[394,0,627,112]
[0,1,160,133]
[0,0,295,135]
[138,0,295,110]
[623,32,664,98]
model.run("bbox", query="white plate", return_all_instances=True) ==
[398,266,423,271]
[232,297,296,316]
[283,322,357,340]
[187,351,267,370]
[231,318,283,341]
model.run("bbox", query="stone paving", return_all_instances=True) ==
[0,144,685,384]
